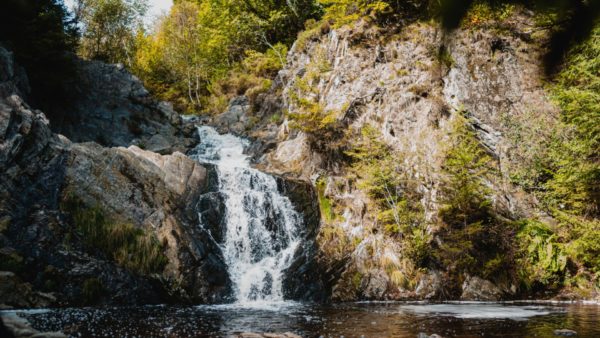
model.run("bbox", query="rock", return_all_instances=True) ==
[554,329,577,336]
[214,96,251,135]
[460,275,504,301]
[418,333,444,338]
[64,143,232,303]
[1,313,66,338]
[40,56,195,153]
[361,269,389,299]
[231,333,302,338]
[415,271,443,300]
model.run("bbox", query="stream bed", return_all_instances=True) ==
[4,301,600,337]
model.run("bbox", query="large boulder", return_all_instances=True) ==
[64,143,233,303]
[460,275,504,301]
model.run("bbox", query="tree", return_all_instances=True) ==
[0,0,78,109]
[75,0,147,65]
[434,114,516,286]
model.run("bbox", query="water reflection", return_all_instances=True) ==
[3,301,599,337]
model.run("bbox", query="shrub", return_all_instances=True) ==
[516,220,568,289]
[346,125,426,238]
[434,114,516,282]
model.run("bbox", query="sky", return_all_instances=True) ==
[147,0,173,19]
[64,0,173,23]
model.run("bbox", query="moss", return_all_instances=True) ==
[351,271,363,290]
[61,196,167,276]
[316,177,335,222]
[436,45,454,68]
[0,251,24,273]
[461,1,515,28]
[0,216,10,233]
[82,278,104,304]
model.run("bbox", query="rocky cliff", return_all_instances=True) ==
[209,8,597,301]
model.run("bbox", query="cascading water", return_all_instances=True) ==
[189,126,302,305]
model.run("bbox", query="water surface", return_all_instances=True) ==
[6,301,600,337]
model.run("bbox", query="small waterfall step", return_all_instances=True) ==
[189,126,302,306]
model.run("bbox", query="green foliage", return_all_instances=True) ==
[460,1,515,28]
[545,25,600,217]
[82,277,105,304]
[75,0,147,65]
[438,114,493,227]
[516,220,568,288]
[318,0,431,27]
[286,47,351,154]
[502,26,600,293]
[352,271,363,290]
[132,0,318,113]
[555,212,600,276]
[404,228,433,268]
[62,197,167,275]
[205,43,287,114]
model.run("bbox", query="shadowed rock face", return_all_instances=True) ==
[46,57,198,154]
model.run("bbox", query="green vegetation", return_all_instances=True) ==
[516,215,600,294]
[460,1,515,28]
[502,25,600,294]
[516,220,568,289]
[74,0,148,65]
[346,125,424,236]
[318,0,432,27]
[62,197,167,275]
[205,44,287,114]
[545,26,600,217]
[434,115,516,285]
[316,177,336,222]
[130,0,320,113]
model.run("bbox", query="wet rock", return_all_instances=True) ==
[277,177,334,301]
[554,329,577,336]
[197,191,226,243]
[1,313,66,338]
[214,96,252,135]
[418,333,444,338]
[460,275,504,301]
[231,333,302,338]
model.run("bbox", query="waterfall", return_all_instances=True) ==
[189,126,302,305]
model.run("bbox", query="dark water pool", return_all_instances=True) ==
[3,301,600,337]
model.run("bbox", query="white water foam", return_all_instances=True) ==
[399,303,552,319]
[190,126,302,307]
